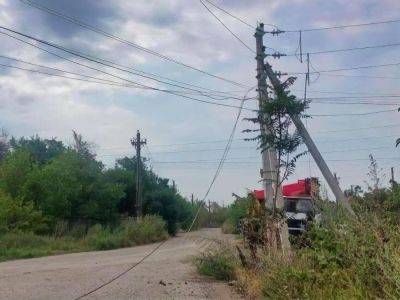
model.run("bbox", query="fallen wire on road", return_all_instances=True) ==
[74,239,168,300]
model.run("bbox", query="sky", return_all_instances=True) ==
[0,0,399,204]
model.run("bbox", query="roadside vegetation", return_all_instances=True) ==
[0,132,195,261]
[195,173,400,299]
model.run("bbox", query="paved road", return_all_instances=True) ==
[0,228,241,300]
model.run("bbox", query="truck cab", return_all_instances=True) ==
[253,177,319,235]
[284,196,314,235]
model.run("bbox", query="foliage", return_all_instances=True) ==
[203,188,400,299]
[221,195,251,233]
[245,77,308,211]
[0,149,36,198]
[22,150,124,226]
[0,215,168,261]
[0,191,47,234]
[0,128,9,161]
[195,243,238,281]
[143,189,183,235]
[365,154,385,191]
[10,135,66,165]
[0,132,193,253]
[87,215,168,250]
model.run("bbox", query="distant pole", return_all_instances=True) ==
[191,193,194,206]
[131,130,147,219]
[208,200,211,213]
[391,167,395,189]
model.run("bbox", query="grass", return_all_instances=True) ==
[194,243,238,281]
[195,192,400,299]
[0,215,168,262]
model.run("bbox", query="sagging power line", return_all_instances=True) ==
[19,0,248,88]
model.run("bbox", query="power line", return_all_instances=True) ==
[0,28,249,101]
[19,0,248,88]
[187,87,254,232]
[313,122,400,134]
[1,54,250,101]
[146,157,400,164]
[311,108,398,117]
[202,0,255,29]
[0,28,256,111]
[0,63,135,87]
[199,0,255,53]
[288,61,400,75]
[74,239,168,300]
[286,41,400,56]
[318,73,400,80]
[284,18,400,33]
[99,122,400,151]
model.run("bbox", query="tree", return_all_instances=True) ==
[0,128,10,161]
[0,190,47,234]
[245,77,309,213]
[0,150,36,199]
[344,185,363,197]
[22,150,124,225]
[10,135,66,165]
[365,154,385,192]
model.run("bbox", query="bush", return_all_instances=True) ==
[0,191,47,234]
[195,244,238,281]
[0,215,169,261]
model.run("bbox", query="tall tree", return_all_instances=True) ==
[245,77,309,213]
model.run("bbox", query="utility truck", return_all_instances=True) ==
[253,178,319,234]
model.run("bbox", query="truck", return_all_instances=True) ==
[253,177,319,235]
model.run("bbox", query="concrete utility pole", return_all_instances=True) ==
[262,58,355,215]
[254,23,283,209]
[131,130,147,218]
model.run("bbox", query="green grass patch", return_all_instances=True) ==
[194,244,238,281]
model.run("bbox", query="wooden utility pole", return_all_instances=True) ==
[262,53,354,215]
[254,23,283,210]
[131,130,147,218]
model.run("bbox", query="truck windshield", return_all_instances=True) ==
[284,198,313,213]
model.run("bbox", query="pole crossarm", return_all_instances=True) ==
[131,130,147,218]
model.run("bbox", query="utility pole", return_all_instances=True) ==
[262,57,354,215]
[391,167,395,188]
[255,23,283,210]
[131,130,147,219]
[191,193,194,206]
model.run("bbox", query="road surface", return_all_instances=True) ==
[0,228,241,300]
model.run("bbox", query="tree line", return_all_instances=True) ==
[0,132,195,235]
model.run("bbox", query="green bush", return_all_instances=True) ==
[0,191,47,234]
[195,244,238,281]
[0,215,169,261]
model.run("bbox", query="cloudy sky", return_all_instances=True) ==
[0,0,399,204]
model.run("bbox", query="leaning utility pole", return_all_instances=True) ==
[254,23,283,209]
[131,130,147,218]
[261,44,354,215]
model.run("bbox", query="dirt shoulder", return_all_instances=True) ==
[0,228,242,299]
